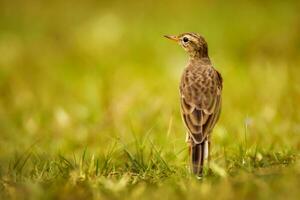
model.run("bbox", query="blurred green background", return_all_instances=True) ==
[1,0,300,199]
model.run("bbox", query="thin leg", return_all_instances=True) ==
[186,132,192,173]
[208,139,211,168]
[189,143,192,173]
[185,132,191,143]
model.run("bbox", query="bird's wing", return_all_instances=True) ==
[180,67,222,143]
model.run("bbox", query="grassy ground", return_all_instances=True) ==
[1,0,300,199]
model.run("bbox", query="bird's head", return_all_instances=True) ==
[164,33,208,59]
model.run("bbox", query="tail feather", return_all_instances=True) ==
[190,140,208,176]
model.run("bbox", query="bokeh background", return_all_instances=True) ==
[1,0,300,199]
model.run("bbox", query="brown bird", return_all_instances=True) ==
[164,33,222,176]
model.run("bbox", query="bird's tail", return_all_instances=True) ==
[190,140,208,176]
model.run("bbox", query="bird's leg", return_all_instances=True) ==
[185,132,190,143]
[207,139,212,173]
[185,132,193,146]
[186,132,193,173]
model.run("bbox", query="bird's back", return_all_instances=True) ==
[180,61,222,144]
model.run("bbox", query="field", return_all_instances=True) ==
[1,0,300,199]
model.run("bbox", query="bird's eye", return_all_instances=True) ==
[183,37,189,43]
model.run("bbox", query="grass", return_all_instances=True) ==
[1,0,300,199]
[1,137,298,199]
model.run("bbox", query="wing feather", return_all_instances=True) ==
[180,66,222,144]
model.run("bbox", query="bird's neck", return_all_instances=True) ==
[188,47,209,61]
[188,56,211,66]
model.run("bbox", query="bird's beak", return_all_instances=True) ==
[164,35,179,42]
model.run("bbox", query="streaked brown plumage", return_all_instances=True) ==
[164,33,222,176]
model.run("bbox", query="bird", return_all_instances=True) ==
[164,33,223,176]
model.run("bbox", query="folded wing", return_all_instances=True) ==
[180,67,222,143]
